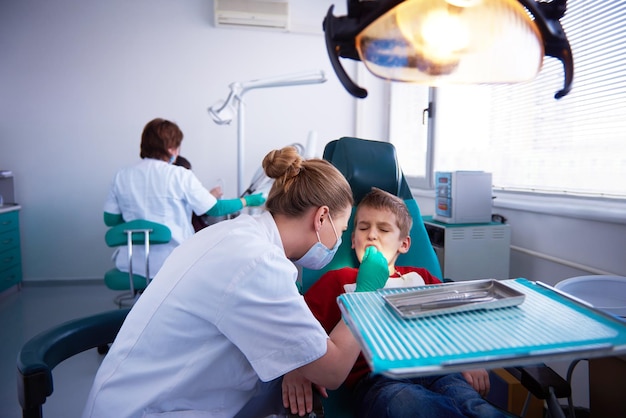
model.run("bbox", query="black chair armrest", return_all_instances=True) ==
[16,308,130,418]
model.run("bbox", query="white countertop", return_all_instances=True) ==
[0,204,21,214]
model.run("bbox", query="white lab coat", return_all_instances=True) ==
[83,211,329,418]
[103,158,217,277]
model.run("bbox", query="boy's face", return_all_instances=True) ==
[352,206,410,266]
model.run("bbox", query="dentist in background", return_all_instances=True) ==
[103,117,265,279]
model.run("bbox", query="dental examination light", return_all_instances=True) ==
[323,0,573,99]
[208,70,327,196]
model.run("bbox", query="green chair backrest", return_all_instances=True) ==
[300,137,442,293]
[105,220,171,248]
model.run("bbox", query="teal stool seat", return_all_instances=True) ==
[104,219,171,306]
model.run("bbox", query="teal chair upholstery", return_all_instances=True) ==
[17,308,130,418]
[301,137,442,293]
[300,137,443,417]
[104,220,171,307]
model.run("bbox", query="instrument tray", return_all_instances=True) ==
[383,279,525,319]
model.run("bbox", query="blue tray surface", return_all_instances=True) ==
[338,278,626,375]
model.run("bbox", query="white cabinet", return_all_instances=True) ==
[423,216,511,281]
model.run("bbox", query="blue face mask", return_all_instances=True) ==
[294,214,342,270]
[169,154,177,164]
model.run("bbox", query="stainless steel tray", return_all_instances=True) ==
[383,279,525,319]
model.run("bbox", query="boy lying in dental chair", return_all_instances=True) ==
[282,188,507,418]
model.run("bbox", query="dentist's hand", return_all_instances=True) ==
[282,370,327,416]
[355,246,389,292]
[209,186,223,199]
[244,193,266,207]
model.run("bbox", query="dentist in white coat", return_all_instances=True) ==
[83,146,382,418]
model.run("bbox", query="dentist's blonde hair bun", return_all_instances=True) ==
[262,145,353,218]
[263,146,303,191]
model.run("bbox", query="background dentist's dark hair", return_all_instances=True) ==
[140,118,183,161]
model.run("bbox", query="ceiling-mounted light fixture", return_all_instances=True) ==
[324,0,573,99]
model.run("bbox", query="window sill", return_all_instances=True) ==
[411,188,626,226]
[492,191,626,225]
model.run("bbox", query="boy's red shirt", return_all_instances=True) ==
[304,266,441,388]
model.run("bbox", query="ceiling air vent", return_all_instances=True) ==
[214,0,289,30]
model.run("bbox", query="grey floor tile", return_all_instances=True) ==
[0,283,122,418]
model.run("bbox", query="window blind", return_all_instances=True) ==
[432,0,626,198]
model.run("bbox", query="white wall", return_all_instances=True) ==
[0,0,355,281]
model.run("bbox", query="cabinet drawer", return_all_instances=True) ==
[0,210,19,230]
[0,227,20,253]
[0,247,20,270]
[0,263,22,292]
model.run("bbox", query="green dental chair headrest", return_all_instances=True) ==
[300,137,442,293]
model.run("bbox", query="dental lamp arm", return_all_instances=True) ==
[209,71,328,122]
[519,0,573,99]
[208,71,326,196]
[323,1,401,98]
[238,70,327,92]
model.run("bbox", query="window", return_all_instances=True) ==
[388,83,432,188]
[390,0,626,199]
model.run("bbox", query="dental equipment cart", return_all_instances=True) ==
[337,278,626,378]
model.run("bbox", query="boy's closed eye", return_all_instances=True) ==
[356,221,370,231]
[357,222,393,233]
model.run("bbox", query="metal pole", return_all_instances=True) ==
[237,97,245,197]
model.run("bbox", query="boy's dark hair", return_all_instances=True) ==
[356,187,413,237]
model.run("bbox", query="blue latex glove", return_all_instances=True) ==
[244,193,266,207]
[355,246,389,292]
[206,198,243,217]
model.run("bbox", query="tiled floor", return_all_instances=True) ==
[0,282,122,418]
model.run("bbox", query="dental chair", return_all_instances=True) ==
[300,137,570,418]
[16,308,131,418]
[301,137,443,293]
[300,137,443,417]
[104,220,171,307]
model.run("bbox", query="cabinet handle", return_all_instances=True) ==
[2,256,14,263]
[2,274,16,282]
[2,239,13,245]
[1,221,12,226]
